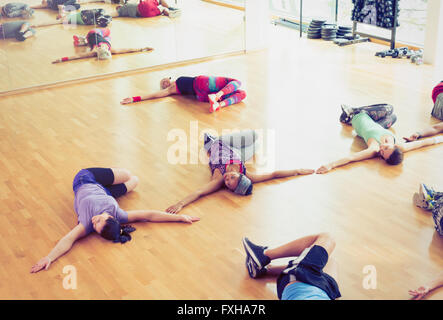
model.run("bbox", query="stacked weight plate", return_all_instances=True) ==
[321,24,337,41]
[307,19,326,39]
[336,25,352,39]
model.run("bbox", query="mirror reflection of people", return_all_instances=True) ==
[57,8,112,27]
[52,28,153,63]
[165,130,314,214]
[30,0,102,12]
[409,273,443,300]
[113,0,176,18]
[1,3,34,18]
[0,21,36,41]
[30,167,200,274]
[242,233,341,300]
[121,76,247,113]
[316,104,443,174]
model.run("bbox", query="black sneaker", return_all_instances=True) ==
[242,237,270,278]
[245,255,268,278]
[339,104,353,124]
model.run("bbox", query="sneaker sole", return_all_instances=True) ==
[413,192,428,209]
[245,256,257,278]
[242,237,264,270]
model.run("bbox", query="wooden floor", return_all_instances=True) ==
[0,0,244,92]
[0,23,442,300]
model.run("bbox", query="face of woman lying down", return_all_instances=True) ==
[91,212,112,233]
[223,172,240,191]
[160,77,172,89]
[379,143,395,160]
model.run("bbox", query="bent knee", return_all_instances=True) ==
[314,233,336,255]
[125,175,139,192]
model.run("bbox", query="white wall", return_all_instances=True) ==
[423,0,443,66]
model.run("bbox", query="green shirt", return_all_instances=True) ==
[67,12,85,25]
[351,112,395,144]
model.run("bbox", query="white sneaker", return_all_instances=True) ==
[168,7,181,18]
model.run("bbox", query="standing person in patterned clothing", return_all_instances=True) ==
[120,75,247,113]
[165,130,314,214]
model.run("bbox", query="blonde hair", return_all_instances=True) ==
[97,46,112,60]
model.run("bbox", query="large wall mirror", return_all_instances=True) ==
[0,0,245,93]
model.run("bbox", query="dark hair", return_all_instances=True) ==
[385,146,403,165]
[100,218,136,244]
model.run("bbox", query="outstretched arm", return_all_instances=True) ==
[246,168,314,183]
[316,147,379,174]
[403,123,443,142]
[52,51,97,63]
[110,47,153,55]
[127,210,200,223]
[399,136,443,153]
[30,224,87,273]
[121,84,178,105]
[166,178,225,214]
[409,272,443,300]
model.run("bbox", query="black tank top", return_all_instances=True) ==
[176,76,196,96]
[87,32,110,50]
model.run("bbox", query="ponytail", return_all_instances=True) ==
[101,218,136,244]
[114,225,136,244]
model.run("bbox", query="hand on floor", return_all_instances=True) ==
[30,257,51,273]
[180,215,200,224]
[408,286,431,300]
[316,165,332,174]
[166,202,183,214]
[403,133,420,142]
[120,97,133,105]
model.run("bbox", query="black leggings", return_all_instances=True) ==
[341,104,397,129]
[86,167,128,198]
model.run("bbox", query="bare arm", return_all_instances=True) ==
[52,51,97,64]
[127,210,200,223]
[399,136,443,153]
[110,47,153,55]
[30,224,87,273]
[409,272,443,300]
[316,146,379,174]
[121,84,178,105]
[166,178,225,214]
[403,123,443,142]
[246,168,314,183]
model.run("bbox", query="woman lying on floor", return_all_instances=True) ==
[316,104,443,174]
[121,75,247,113]
[30,167,199,273]
[0,21,36,41]
[166,130,314,214]
[52,28,153,63]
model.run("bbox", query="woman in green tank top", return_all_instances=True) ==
[316,104,443,174]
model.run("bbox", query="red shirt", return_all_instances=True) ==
[138,0,162,17]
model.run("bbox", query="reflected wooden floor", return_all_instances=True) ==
[0,0,244,91]
[0,25,442,300]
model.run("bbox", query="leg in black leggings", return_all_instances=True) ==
[86,167,128,198]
